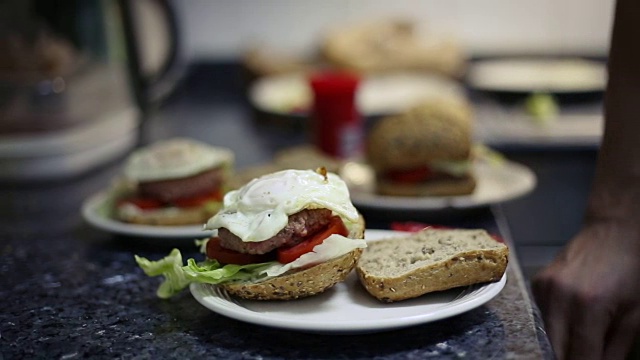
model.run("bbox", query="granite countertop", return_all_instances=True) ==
[0,64,553,359]
[0,192,550,359]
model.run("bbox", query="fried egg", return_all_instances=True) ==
[204,169,360,242]
[124,138,234,182]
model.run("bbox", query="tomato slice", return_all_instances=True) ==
[118,197,164,210]
[277,216,349,264]
[206,237,273,265]
[172,189,222,208]
[390,222,453,232]
[386,166,434,183]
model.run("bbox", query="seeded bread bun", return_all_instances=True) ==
[223,215,366,300]
[356,228,508,303]
[274,145,343,174]
[367,97,473,171]
[366,97,476,196]
[229,145,343,190]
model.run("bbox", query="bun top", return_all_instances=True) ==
[205,169,360,243]
[274,145,343,173]
[124,138,234,182]
[366,97,473,171]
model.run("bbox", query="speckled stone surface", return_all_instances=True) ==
[1,241,548,359]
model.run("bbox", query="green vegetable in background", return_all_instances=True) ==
[524,92,559,125]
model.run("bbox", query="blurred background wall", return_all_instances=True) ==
[175,0,615,61]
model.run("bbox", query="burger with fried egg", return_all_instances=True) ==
[114,138,234,226]
[135,168,367,300]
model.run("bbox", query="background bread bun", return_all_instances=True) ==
[366,97,473,172]
[273,145,343,173]
[229,145,344,190]
[223,214,366,300]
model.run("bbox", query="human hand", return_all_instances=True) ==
[532,220,640,360]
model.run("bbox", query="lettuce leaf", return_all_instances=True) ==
[430,159,472,177]
[136,236,367,298]
[134,249,274,299]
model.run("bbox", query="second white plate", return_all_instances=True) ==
[81,191,215,240]
[340,160,536,210]
[190,229,507,334]
[466,57,607,94]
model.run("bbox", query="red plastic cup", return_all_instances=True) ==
[309,71,362,158]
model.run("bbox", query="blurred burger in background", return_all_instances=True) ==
[113,138,234,226]
[366,97,476,197]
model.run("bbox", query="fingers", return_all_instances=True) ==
[541,301,570,360]
[565,303,608,360]
[532,269,611,360]
[532,269,570,359]
[603,309,640,360]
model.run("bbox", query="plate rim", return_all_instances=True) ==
[348,160,536,210]
[466,57,607,94]
[190,229,507,333]
[81,191,214,238]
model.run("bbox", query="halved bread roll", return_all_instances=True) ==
[356,228,508,302]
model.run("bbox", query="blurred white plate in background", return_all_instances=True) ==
[466,58,607,94]
[81,191,214,240]
[249,72,466,118]
[340,159,536,210]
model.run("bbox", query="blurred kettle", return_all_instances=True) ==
[0,0,183,114]
[0,0,184,180]
[117,0,184,110]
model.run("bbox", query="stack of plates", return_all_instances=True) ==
[0,106,139,181]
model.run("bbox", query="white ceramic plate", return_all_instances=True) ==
[466,58,607,94]
[81,191,215,239]
[190,229,507,334]
[340,160,536,210]
[249,72,466,118]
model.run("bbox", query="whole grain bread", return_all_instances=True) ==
[366,97,473,172]
[223,215,366,300]
[228,145,343,190]
[274,145,343,174]
[356,228,508,302]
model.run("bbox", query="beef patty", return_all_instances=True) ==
[138,167,223,203]
[218,208,333,254]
